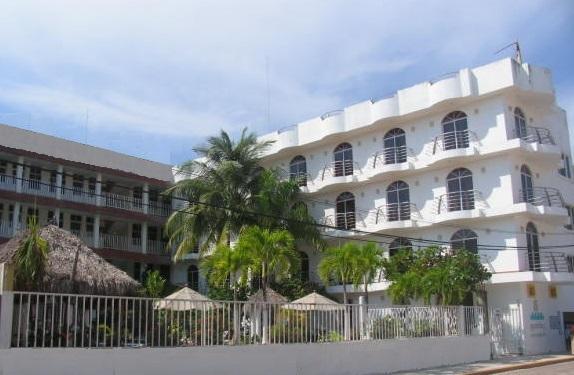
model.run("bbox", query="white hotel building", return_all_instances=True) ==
[256,57,574,354]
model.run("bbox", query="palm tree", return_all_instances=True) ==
[235,226,299,301]
[235,226,299,344]
[165,128,273,259]
[200,244,251,301]
[317,242,358,305]
[351,242,384,305]
[14,216,49,290]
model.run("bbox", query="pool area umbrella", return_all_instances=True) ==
[154,286,219,311]
[282,292,344,311]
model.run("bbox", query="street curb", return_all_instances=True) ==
[464,355,574,374]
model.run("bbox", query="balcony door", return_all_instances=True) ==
[442,111,469,150]
[526,222,540,271]
[333,143,353,177]
[336,192,355,229]
[520,165,534,203]
[514,107,527,139]
[446,168,474,212]
[386,181,410,221]
[383,128,406,164]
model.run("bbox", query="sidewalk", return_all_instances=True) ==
[391,353,574,374]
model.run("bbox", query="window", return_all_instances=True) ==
[446,168,474,211]
[520,165,534,203]
[148,226,158,241]
[28,167,42,190]
[441,111,469,150]
[72,174,84,195]
[132,223,141,246]
[86,217,94,235]
[0,161,6,182]
[49,172,57,193]
[88,178,96,194]
[450,229,478,254]
[299,251,309,282]
[70,215,82,235]
[188,265,199,290]
[59,212,64,228]
[289,155,307,186]
[383,128,407,164]
[514,107,527,139]
[335,192,355,229]
[133,187,143,208]
[386,181,410,221]
[559,154,572,179]
[526,222,540,271]
[389,237,412,257]
[333,143,353,177]
[566,206,574,230]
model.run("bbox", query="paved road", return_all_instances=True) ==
[504,361,574,374]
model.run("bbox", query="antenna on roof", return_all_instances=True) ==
[495,40,523,64]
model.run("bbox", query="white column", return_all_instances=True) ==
[141,222,148,254]
[55,165,63,200]
[11,202,20,235]
[95,173,102,206]
[15,157,24,193]
[54,208,61,228]
[93,215,100,248]
[143,183,149,214]
[0,292,14,348]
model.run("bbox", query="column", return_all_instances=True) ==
[93,215,100,248]
[142,183,149,214]
[141,222,148,254]
[11,202,20,235]
[15,156,24,193]
[95,173,102,206]
[55,165,63,200]
[54,208,61,228]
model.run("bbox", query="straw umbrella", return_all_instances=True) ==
[282,292,345,342]
[154,286,218,311]
[245,288,287,341]
[0,225,139,295]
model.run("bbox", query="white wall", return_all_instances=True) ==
[0,336,490,375]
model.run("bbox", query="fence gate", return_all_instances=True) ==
[489,307,523,357]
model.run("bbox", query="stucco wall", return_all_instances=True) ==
[0,336,490,375]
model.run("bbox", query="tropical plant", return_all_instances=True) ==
[235,226,299,302]
[200,244,251,301]
[14,216,49,290]
[317,242,359,304]
[165,128,272,259]
[143,270,166,298]
[351,242,384,304]
[382,246,491,305]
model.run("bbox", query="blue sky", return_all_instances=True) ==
[0,0,573,164]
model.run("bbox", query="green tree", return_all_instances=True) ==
[165,128,272,259]
[317,242,359,305]
[351,242,384,305]
[143,270,166,298]
[14,216,49,290]
[382,246,491,305]
[200,244,251,301]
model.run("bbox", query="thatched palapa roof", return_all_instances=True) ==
[0,225,140,296]
[247,288,288,304]
[154,287,220,310]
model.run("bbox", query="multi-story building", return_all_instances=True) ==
[258,58,574,354]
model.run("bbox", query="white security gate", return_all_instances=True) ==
[489,307,524,357]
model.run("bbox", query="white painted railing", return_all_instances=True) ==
[61,188,97,205]
[6,291,486,348]
[0,220,13,238]
[147,240,169,255]
[100,234,142,252]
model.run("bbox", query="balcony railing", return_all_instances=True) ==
[512,126,555,145]
[374,203,416,223]
[518,187,564,207]
[434,190,484,215]
[371,146,413,169]
[100,233,142,253]
[321,160,361,181]
[0,220,13,238]
[0,174,18,192]
[148,239,170,255]
[431,129,477,155]
[61,187,97,205]
[526,251,574,273]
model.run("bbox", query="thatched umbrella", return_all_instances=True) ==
[0,225,140,296]
[154,286,219,311]
[247,288,288,304]
[282,292,343,311]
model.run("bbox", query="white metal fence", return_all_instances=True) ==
[5,291,486,349]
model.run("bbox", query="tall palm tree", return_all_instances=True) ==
[235,226,299,300]
[317,242,359,305]
[351,242,384,305]
[165,128,273,259]
[200,244,251,300]
[14,216,49,290]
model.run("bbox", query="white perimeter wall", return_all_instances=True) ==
[0,336,490,375]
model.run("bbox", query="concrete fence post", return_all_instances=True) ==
[0,291,14,348]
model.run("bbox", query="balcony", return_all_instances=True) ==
[148,239,170,256]
[426,130,478,166]
[316,160,363,192]
[519,187,564,207]
[0,220,13,238]
[526,251,573,273]
[512,126,555,145]
[368,146,415,179]
[433,190,486,222]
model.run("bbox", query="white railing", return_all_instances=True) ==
[102,192,144,213]
[0,174,18,192]
[148,202,172,217]
[512,126,555,145]
[0,220,13,238]
[147,240,169,256]
[434,190,485,215]
[100,234,142,253]
[61,188,97,205]
[7,291,486,348]
[20,179,57,199]
[518,187,564,207]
